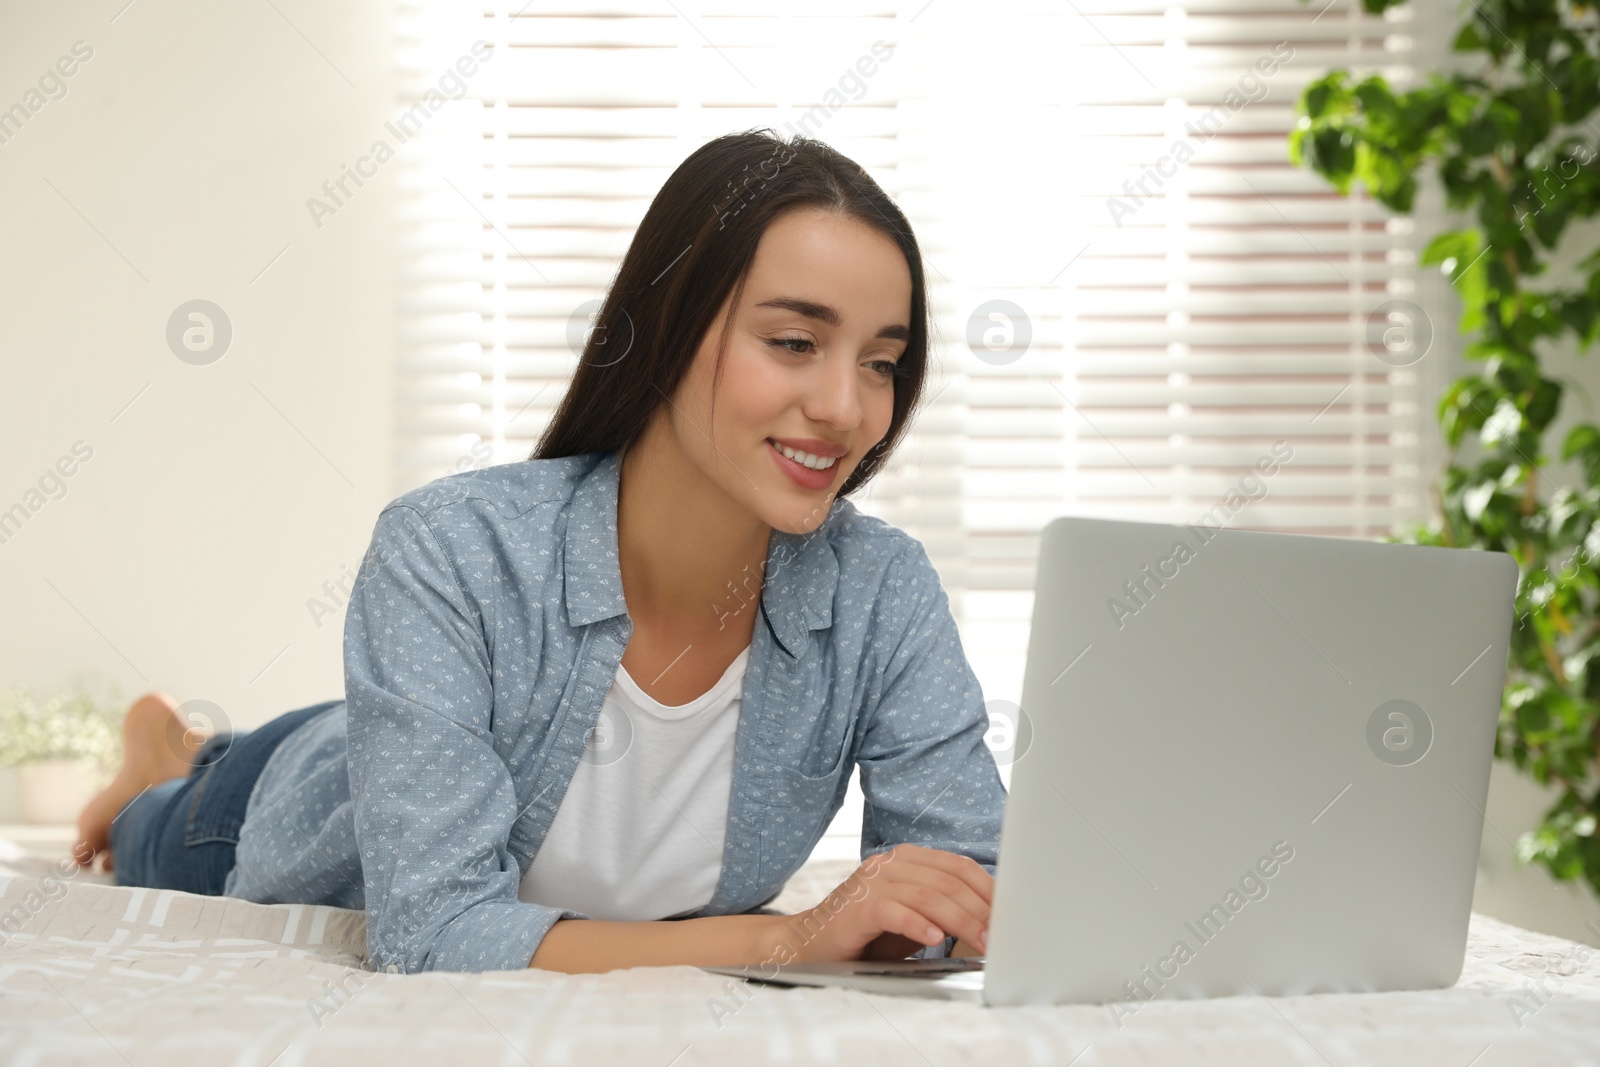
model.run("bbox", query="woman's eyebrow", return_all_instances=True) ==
[754,296,910,342]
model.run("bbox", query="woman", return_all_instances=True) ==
[74,129,1008,975]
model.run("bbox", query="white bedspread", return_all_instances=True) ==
[1,847,1597,1065]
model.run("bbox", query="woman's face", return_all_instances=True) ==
[663,206,913,534]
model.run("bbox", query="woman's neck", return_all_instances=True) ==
[616,431,771,635]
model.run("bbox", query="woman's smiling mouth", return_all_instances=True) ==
[767,437,844,489]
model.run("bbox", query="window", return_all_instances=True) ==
[393,0,1450,716]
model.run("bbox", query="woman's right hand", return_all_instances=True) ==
[774,843,993,964]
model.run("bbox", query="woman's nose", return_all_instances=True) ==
[805,353,865,429]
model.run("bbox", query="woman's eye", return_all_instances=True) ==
[766,336,814,355]
[867,359,899,378]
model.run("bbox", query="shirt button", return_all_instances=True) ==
[385,964,400,974]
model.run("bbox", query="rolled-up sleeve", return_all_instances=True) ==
[344,503,588,973]
[856,538,1008,956]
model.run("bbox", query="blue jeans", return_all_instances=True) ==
[108,700,341,895]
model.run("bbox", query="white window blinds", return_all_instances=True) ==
[393,0,1450,703]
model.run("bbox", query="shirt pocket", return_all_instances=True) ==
[772,707,856,843]
[771,760,850,872]
[785,703,858,783]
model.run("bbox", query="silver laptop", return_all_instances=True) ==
[703,515,1519,1008]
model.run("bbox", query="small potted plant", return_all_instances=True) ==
[0,680,124,824]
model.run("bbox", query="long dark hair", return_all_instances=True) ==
[531,128,930,499]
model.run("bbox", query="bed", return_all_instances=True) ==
[2,838,1597,1065]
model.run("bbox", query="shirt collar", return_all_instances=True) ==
[563,450,839,657]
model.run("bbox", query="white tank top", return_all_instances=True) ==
[518,645,750,920]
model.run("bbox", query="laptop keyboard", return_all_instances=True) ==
[849,957,987,978]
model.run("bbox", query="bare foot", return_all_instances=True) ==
[73,693,210,872]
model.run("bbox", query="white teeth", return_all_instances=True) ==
[771,440,837,470]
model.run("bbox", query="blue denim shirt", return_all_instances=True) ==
[223,449,1007,973]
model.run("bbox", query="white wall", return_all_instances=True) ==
[0,1,397,739]
[1476,760,1600,944]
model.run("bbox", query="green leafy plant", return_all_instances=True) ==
[0,679,125,772]
[1290,0,1600,893]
